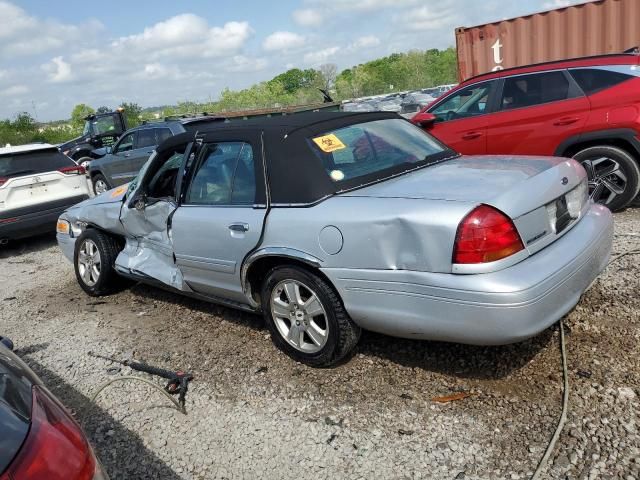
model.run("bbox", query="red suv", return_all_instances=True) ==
[412,53,640,211]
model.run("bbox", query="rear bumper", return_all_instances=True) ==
[0,195,88,240]
[322,203,613,345]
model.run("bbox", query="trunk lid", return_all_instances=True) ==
[340,155,586,219]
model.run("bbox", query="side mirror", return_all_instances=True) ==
[134,197,146,211]
[105,146,112,154]
[412,111,436,127]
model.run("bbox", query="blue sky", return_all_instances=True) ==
[1,0,580,120]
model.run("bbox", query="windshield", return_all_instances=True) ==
[86,115,118,136]
[308,118,449,184]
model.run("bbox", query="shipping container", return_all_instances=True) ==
[455,0,640,81]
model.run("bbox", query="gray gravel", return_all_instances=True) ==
[0,209,638,479]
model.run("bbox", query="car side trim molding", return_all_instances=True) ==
[554,128,640,157]
[240,247,323,308]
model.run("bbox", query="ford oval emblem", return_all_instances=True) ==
[561,177,568,185]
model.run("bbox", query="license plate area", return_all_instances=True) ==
[546,194,572,235]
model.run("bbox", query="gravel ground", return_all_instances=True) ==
[0,209,638,480]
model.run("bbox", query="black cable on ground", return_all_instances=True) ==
[531,320,569,480]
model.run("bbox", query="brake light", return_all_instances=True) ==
[453,205,524,264]
[0,177,6,187]
[2,386,98,480]
[59,165,86,175]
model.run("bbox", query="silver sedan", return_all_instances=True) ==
[56,112,613,367]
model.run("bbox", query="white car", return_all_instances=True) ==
[0,143,89,243]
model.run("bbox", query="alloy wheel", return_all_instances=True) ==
[94,179,108,195]
[77,239,101,287]
[270,280,329,353]
[580,157,627,205]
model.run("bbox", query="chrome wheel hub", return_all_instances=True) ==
[77,239,101,287]
[270,280,328,353]
[94,180,108,195]
[581,157,627,205]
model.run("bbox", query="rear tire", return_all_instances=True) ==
[572,145,640,211]
[77,156,93,170]
[261,266,360,367]
[74,229,130,296]
[92,174,111,196]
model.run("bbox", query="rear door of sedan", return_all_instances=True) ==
[171,130,267,303]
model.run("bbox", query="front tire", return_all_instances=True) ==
[573,145,640,211]
[261,266,360,367]
[74,229,129,296]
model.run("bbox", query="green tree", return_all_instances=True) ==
[70,104,95,131]
[118,102,143,128]
[96,106,112,114]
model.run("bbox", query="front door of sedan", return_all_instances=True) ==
[424,80,497,155]
[116,143,192,290]
[171,133,267,304]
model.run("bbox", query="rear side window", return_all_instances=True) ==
[137,129,156,148]
[0,150,75,178]
[155,128,173,144]
[569,68,632,95]
[501,71,571,109]
[185,142,255,205]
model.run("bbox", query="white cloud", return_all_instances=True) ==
[349,35,381,51]
[42,56,72,83]
[292,8,324,27]
[393,2,460,31]
[227,55,269,73]
[113,15,252,59]
[542,0,584,8]
[263,31,306,52]
[0,85,28,97]
[0,1,101,58]
[304,46,340,66]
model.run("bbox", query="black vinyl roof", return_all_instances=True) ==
[156,111,451,205]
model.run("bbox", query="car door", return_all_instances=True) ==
[115,141,193,290]
[106,131,136,186]
[425,80,497,154]
[171,131,267,303]
[486,70,590,155]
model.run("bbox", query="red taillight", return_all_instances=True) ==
[0,177,7,187]
[453,205,524,264]
[3,386,96,480]
[59,165,86,175]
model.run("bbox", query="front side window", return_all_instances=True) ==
[569,68,633,95]
[500,71,570,110]
[430,82,493,122]
[186,142,255,205]
[308,118,446,184]
[115,133,135,154]
[146,146,186,200]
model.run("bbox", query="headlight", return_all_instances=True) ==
[566,179,588,218]
[56,219,70,235]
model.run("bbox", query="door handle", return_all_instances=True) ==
[124,153,131,157]
[228,223,249,232]
[462,131,483,140]
[553,117,579,126]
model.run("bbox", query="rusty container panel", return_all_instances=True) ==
[456,0,640,81]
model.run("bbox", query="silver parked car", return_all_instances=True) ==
[56,112,613,367]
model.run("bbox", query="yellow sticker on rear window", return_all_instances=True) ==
[312,134,346,153]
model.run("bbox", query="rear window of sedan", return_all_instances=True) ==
[0,149,76,178]
[307,118,447,183]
